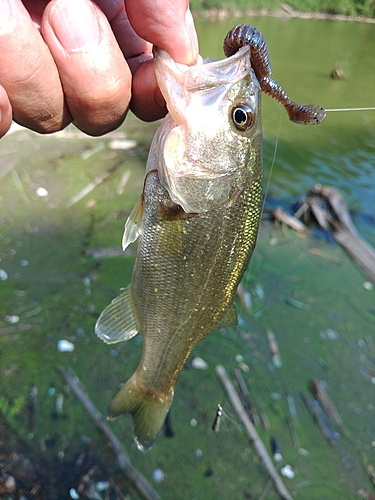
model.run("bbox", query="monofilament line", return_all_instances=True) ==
[325,107,375,112]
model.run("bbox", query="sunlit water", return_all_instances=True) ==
[197,16,375,244]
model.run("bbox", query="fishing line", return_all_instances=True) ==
[325,107,375,112]
[262,109,283,212]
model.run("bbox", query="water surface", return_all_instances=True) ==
[197,16,375,243]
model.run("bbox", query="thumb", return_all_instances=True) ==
[125,0,198,65]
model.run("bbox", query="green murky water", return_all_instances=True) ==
[197,16,375,243]
[0,15,375,500]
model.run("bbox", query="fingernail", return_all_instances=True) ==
[0,0,12,29]
[185,9,199,64]
[49,0,100,51]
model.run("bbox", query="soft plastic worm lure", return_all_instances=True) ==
[224,24,326,125]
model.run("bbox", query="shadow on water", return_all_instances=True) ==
[1,15,375,500]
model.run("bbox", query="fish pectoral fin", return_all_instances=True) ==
[122,195,144,251]
[216,303,238,328]
[95,285,139,344]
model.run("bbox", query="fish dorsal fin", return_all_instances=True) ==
[122,196,144,251]
[217,303,238,329]
[95,285,139,344]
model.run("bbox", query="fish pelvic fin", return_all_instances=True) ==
[107,373,174,452]
[95,285,138,344]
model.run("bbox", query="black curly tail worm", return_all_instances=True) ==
[224,24,326,125]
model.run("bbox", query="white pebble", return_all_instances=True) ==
[239,362,250,373]
[254,283,265,300]
[108,139,137,150]
[5,315,20,324]
[190,418,197,427]
[191,357,208,370]
[0,269,8,280]
[298,447,309,456]
[235,354,244,363]
[195,448,203,458]
[57,339,75,352]
[326,328,339,340]
[363,281,374,291]
[69,488,79,499]
[20,260,29,267]
[151,468,164,483]
[55,394,64,412]
[280,464,295,479]
[36,187,48,197]
[96,481,110,492]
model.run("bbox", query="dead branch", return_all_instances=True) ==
[232,369,260,425]
[309,379,343,426]
[57,366,162,500]
[215,365,293,500]
[272,207,308,232]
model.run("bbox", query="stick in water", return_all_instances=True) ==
[215,365,293,500]
[57,366,162,500]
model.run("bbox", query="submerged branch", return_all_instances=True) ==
[57,366,162,500]
[215,365,293,500]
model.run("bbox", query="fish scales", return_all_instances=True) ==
[133,166,262,394]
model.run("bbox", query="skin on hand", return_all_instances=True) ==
[0,0,198,137]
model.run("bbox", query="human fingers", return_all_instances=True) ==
[88,0,163,121]
[0,0,70,134]
[125,0,198,65]
[124,0,198,121]
[42,0,132,136]
[0,85,13,138]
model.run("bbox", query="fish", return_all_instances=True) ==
[95,24,325,451]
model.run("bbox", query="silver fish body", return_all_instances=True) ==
[96,45,262,451]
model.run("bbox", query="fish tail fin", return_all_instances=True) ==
[107,373,174,452]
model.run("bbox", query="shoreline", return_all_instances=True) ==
[194,4,375,23]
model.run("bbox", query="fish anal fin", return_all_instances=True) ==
[217,303,238,329]
[95,285,138,344]
[107,372,174,452]
[122,195,144,251]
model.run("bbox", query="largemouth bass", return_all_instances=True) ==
[96,24,325,452]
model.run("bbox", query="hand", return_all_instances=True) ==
[0,0,198,137]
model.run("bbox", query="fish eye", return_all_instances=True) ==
[231,104,254,131]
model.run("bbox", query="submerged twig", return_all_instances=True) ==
[66,162,123,207]
[57,366,162,500]
[272,207,307,233]
[215,365,293,500]
[28,384,37,433]
[308,185,375,284]
[309,379,343,426]
[300,392,340,447]
[232,369,259,425]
